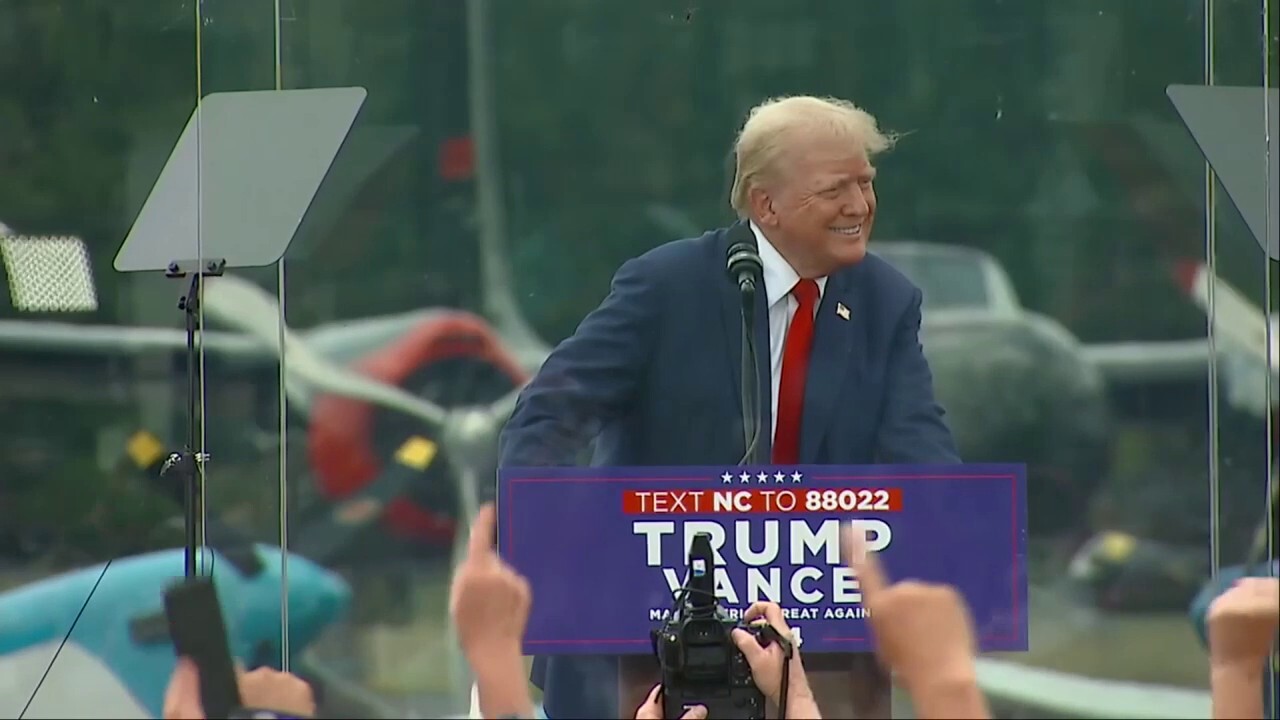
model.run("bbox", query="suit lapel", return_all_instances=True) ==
[800,266,866,461]
[716,229,773,462]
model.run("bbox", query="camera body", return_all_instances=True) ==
[653,613,766,719]
[652,532,766,719]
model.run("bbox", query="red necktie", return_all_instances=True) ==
[773,279,819,464]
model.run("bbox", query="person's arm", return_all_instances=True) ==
[1209,663,1265,720]
[873,287,961,463]
[472,650,537,719]
[732,604,823,719]
[498,254,662,467]
[908,671,990,719]
[784,686,823,719]
[498,254,662,704]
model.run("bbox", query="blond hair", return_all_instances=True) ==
[729,95,896,217]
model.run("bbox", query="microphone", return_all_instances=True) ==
[725,224,765,465]
[726,236,763,295]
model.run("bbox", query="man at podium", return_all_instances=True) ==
[498,94,961,718]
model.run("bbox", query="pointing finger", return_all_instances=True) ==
[634,683,664,720]
[467,503,498,559]
[644,683,662,706]
[843,522,888,598]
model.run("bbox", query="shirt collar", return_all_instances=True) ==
[750,221,828,308]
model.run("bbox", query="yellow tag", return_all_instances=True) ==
[125,430,165,469]
[394,436,438,470]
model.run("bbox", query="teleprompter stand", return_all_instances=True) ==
[161,258,224,577]
[113,87,368,579]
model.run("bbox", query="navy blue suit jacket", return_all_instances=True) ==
[497,224,960,718]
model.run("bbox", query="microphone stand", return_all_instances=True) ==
[738,285,765,465]
[161,258,225,578]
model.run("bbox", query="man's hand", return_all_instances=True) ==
[634,684,707,720]
[730,601,811,707]
[449,502,532,662]
[1207,576,1280,671]
[842,524,977,689]
[162,659,316,719]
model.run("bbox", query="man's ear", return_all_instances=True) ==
[749,186,777,227]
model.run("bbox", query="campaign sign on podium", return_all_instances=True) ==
[498,463,1028,656]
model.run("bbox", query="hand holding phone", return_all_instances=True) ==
[163,577,243,719]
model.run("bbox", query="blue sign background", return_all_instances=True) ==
[498,463,1028,656]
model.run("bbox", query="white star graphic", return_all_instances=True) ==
[721,472,734,484]
[757,472,769,484]
[774,472,785,483]
[740,472,751,484]
[791,471,803,483]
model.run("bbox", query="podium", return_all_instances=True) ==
[496,463,1029,718]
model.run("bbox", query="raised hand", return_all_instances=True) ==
[448,503,532,662]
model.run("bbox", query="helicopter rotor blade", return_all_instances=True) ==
[201,274,451,428]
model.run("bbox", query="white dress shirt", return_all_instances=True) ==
[749,222,829,441]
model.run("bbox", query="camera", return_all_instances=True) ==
[651,533,768,719]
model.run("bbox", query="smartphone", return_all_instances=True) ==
[163,577,243,719]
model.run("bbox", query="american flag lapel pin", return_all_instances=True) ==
[835,302,850,320]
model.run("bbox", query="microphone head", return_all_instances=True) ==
[725,224,762,294]
[726,241,761,271]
